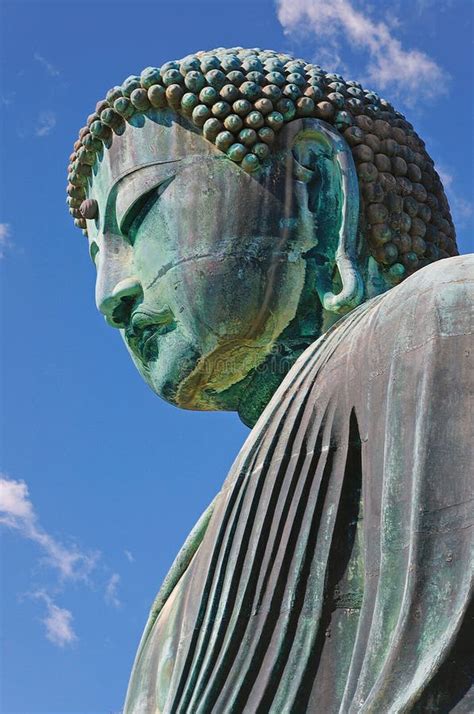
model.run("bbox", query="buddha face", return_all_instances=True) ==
[85,110,322,411]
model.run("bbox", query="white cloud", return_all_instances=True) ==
[35,111,56,137]
[105,573,121,608]
[2,473,125,648]
[276,0,448,103]
[438,167,473,228]
[33,592,77,647]
[438,168,454,189]
[414,0,454,13]
[34,52,60,77]
[124,549,135,563]
[1,92,15,107]
[0,474,29,520]
[0,223,12,258]
[0,474,98,581]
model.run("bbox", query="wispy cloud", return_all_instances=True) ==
[124,549,135,563]
[0,223,12,258]
[1,92,15,107]
[276,0,448,104]
[0,475,98,581]
[438,167,473,228]
[35,111,56,137]
[414,0,454,13]
[32,591,77,647]
[2,473,124,648]
[105,573,121,608]
[34,52,60,77]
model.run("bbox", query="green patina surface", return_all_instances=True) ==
[82,108,369,424]
[68,48,457,278]
[69,46,471,714]
[68,47,459,425]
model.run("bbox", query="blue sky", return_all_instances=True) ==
[1,0,472,711]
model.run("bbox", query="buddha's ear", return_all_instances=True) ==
[277,118,365,314]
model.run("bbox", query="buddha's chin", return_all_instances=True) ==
[122,329,274,413]
[130,345,256,414]
[123,330,203,408]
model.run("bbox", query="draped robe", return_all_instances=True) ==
[125,255,473,713]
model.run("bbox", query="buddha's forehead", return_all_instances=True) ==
[90,108,220,202]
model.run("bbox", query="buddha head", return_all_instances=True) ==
[67,47,457,425]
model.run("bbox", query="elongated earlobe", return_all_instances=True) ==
[282,118,364,314]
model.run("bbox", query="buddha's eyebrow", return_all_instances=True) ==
[113,161,181,230]
[111,159,183,193]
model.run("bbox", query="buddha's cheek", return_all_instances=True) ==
[163,254,306,407]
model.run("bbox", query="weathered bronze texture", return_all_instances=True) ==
[67,47,457,280]
[126,257,473,714]
[69,46,473,713]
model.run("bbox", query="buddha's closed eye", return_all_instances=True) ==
[88,173,176,265]
[120,176,175,243]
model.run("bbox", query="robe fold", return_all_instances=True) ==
[125,255,473,714]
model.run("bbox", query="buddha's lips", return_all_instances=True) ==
[136,328,159,363]
[126,307,176,363]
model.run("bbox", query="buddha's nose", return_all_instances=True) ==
[95,233,143,328]
[99,276,144,328]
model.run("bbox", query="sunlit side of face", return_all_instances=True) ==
[85,110,314,411]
